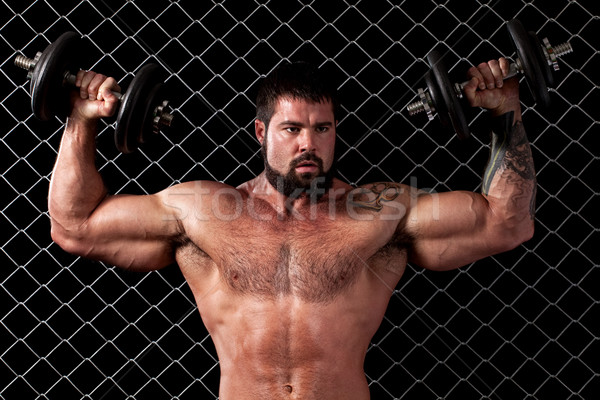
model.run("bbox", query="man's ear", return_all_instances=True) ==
[255,119,266,144]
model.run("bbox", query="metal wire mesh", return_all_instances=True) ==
[1,0,598,399]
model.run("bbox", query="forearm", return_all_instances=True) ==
[48,117,107,231]
[481,110,536,236]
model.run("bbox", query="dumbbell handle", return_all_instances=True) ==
[62,72,123,100]
[456,40,573,93]
[455,63,520,95]
[405,64,520,117]
[456,40,573,95]
[15,54,124,100]
[61,70,174,131]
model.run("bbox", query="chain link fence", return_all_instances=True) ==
[1,0,598,399]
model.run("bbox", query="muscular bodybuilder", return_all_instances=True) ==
[48,58,535,399]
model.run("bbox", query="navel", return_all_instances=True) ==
[283,384,293,393]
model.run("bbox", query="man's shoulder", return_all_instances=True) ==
[348,181,417,211]
[164,180,241,195]
[353,181,413,193]
[156,180,247,216]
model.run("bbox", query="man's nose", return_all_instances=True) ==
[298,130,316,153]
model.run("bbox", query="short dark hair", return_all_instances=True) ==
[256,62,339,129]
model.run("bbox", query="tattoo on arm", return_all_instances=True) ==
[350,182,402,211]
[482,112,537,219]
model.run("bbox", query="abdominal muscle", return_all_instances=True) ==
[212,293,378,400]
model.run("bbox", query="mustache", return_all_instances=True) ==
[289,152,323,170]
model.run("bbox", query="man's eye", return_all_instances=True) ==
[285,127,299,133]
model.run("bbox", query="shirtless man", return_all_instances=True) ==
[48,58,535,399]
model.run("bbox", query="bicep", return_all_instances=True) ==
[404,190,512,270]
[52,191,184,271]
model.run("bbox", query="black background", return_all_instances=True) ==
[1,0,598,399]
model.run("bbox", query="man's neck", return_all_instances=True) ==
[240,172,350,218]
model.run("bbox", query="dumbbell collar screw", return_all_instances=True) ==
[543,38,572,71]
[153,100,174,134]
[14,52,41,80]
[406,88,434,121]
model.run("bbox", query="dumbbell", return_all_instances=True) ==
[14,31,174,153]
[406,19,573,139]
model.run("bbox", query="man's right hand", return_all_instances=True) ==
[70,70,121,122]
[462,58,521,118]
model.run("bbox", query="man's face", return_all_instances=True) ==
[256,97,337,197]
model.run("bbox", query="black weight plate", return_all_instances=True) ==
[529,31,554,87]
[427,51,470,140]
[507,19,550,107]
[115,64,164,153]
[30,32,80,121]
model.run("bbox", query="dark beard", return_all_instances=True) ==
[262,146,335,199]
